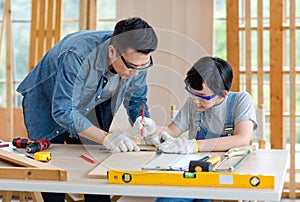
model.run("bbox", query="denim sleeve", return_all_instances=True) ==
[52,50,93,134]
[123,70,149,125]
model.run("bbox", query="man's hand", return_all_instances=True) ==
[132,116,156,138]
[103,133,140,152]
[144,131,174,146]
[157,138,198,154]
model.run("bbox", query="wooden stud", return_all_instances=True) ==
[88,0,97,30]
[54,0,62,43]
[46,0,54,51]
[80,0,97,30]
[245,0,251,94]
[226,0,239,91]
[270,0,284,149]
[28,0,38,72]
[257,0,264,106]
[288,0,296,198]
[37,0,46,62]
[79,0,88,30]
[5,0,14,142]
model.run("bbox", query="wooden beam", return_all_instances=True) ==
[245,0,251,94]
[88,0,97,29]
[289,0,296,198]
[46,0,54,51]
[257,0,264,106]
[54,0,62,42]
[270,0,284,149]
[37,0,46,62]
[0,149,67,181]
[80,0,97,30]
[226,0,239,91]
[28,0,38,71]
[5,0,14,142]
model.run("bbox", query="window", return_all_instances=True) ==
[97,0,116,30]
[0,0,117,109]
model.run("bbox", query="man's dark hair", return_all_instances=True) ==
[185,56,233,97]
[110,17,158,54]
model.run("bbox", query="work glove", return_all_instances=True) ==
[132,116,156,138]
[103,133,140,152]
[157,138,198,154]
[144,131,174,146]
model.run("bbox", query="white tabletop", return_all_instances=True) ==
[0,144,289,201]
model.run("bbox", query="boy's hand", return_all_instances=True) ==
[157,138,198,154]
[144,131,173,146]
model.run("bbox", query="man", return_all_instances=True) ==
[17,17,157,202]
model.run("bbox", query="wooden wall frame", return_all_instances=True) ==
[28,0,62,72]
[226,0,298,198]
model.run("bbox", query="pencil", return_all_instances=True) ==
[80,154,95,164]
[141,104,145,138]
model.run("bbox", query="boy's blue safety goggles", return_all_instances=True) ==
[185,85,217,101]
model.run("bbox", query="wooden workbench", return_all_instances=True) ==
[0,144,289,201]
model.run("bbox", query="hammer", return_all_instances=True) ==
[189,155,221,172]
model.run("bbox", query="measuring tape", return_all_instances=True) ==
[34,151,51,162]
[107,170,274,188]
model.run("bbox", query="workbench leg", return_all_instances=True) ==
[2,191,13,202]
[19,192,29,202]
[30,192,44,202]
[111,195,122,202]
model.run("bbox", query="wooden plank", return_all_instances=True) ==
[46,0,54,51]
[79,0,87,30]
[54,0,62,43]
[0,148,57,169]
[5,0,14,142]
[37,0,46,62]
[30,192,44,202]
[0,0,8,58]
[257,0,264,106]
[2,191,13,201]
[270,0,284,149]
[0,167,66,181]
[28,0,38,71]
[0,148,67,181]
[88,152,157,179]
[245,0,251,94]
[88,0,97,29]
[289,0,296,198]
[226,0,239,91]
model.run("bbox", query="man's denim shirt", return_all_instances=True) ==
[16,30,149,140]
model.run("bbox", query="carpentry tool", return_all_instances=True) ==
[80,154,95,164]
[13,148,51,162]
[34,151,51,162]
[215,146,254,172]
[107,169,275,188]
[139,104,146,144]
[0,140,9,147]
[189,155,221,172]
[26,139,51,153]
[224,145,256,158]
[12,137,34,148]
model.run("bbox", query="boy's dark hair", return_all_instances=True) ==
[185,56,233,97]
[110,17,158,54]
